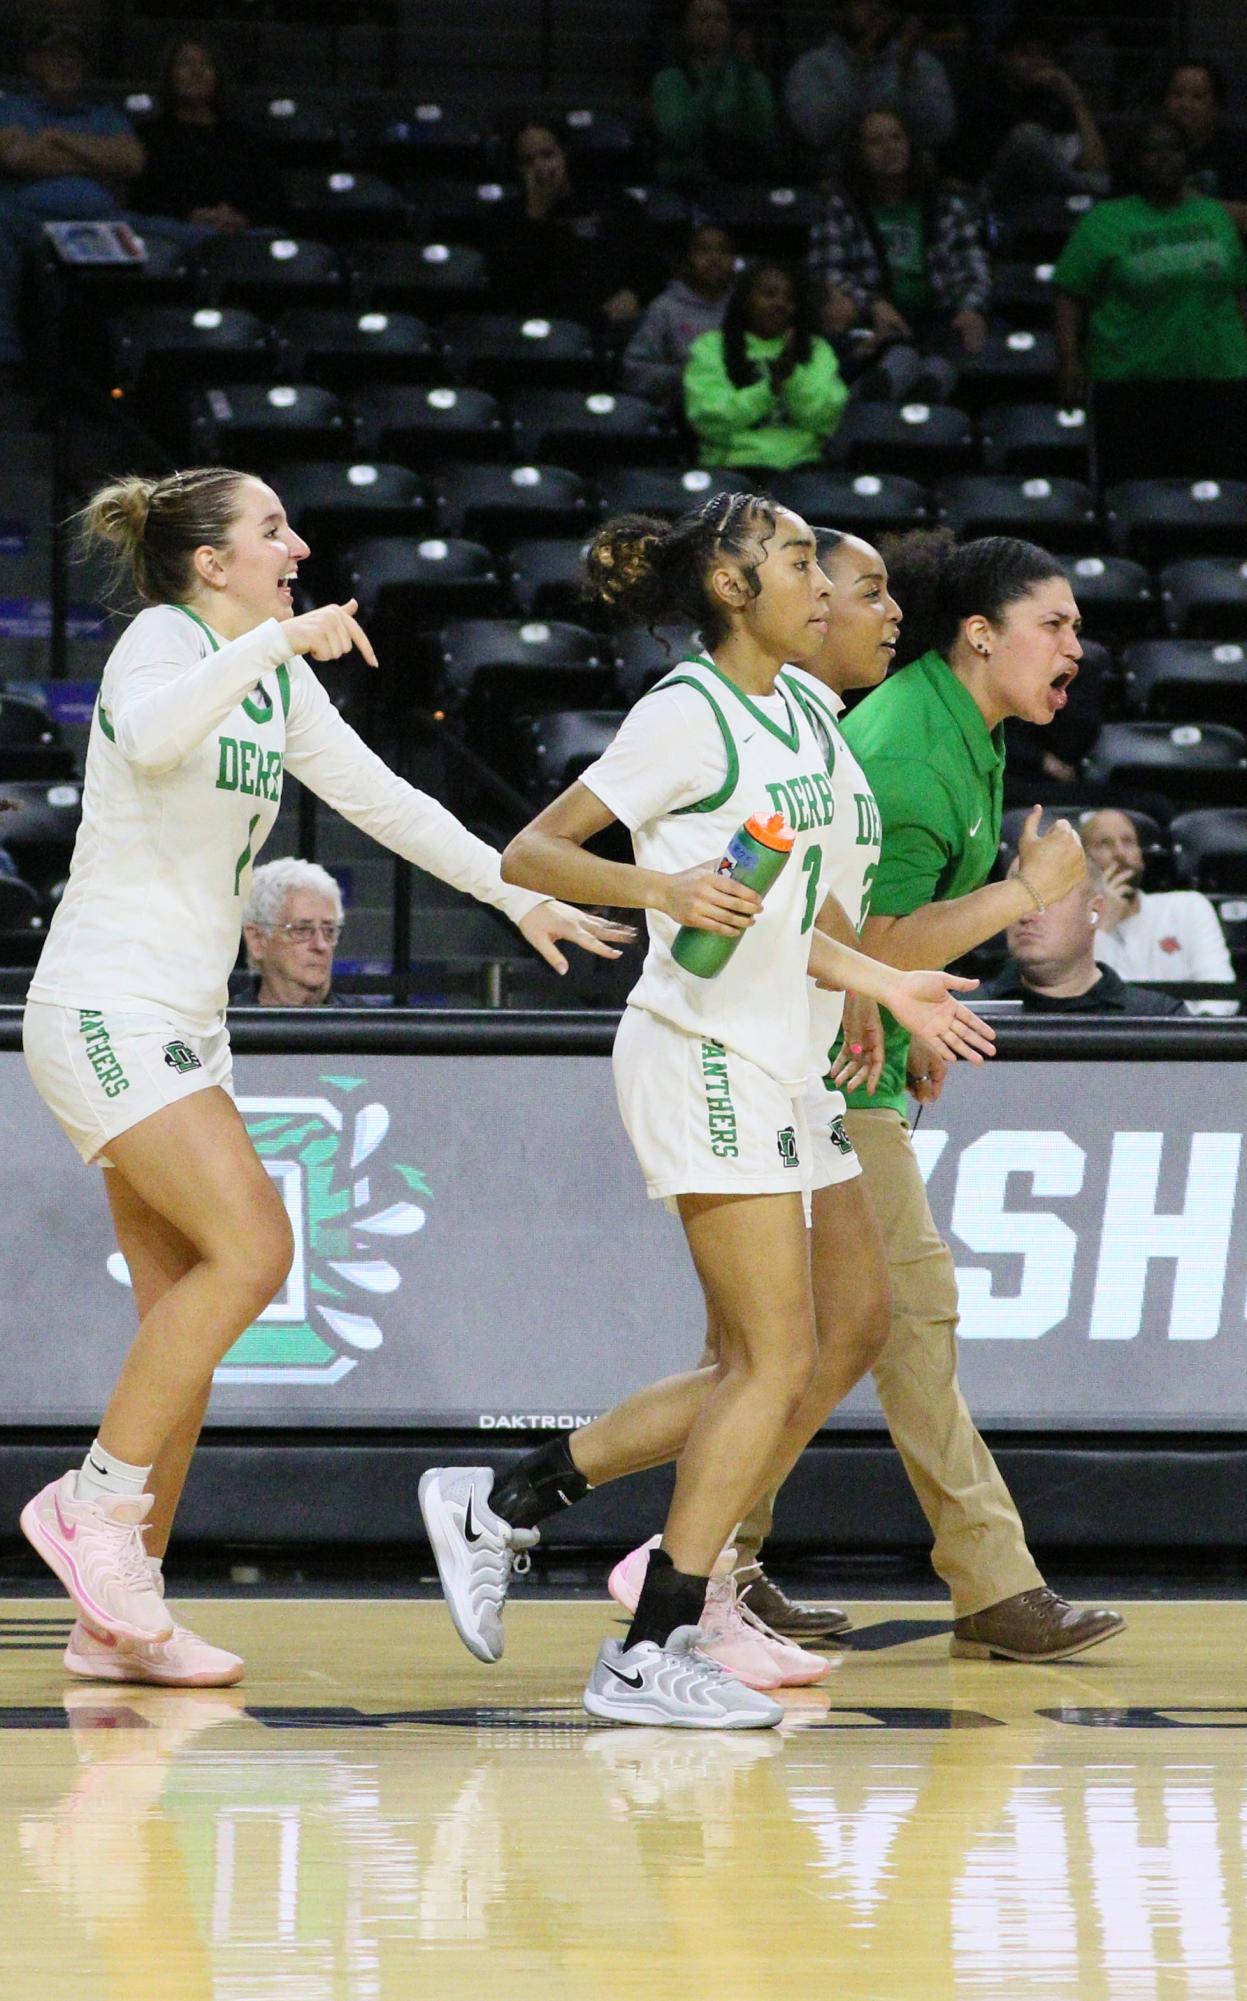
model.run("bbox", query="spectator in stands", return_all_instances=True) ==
[1079,806,1237,1016]
[683,255,847,467]
[1162,58,1247,234]
[650,0,781,190]
[956,24,1110,203]
[0,24,144,377]
[486,121,663,332]
[130,36,275,236]
[236,857,346,1008]
[621,221,736,409]
[986,847,1188,1014]
[810,107,989,400]
[784,1,955,174]
[1053,117,1247,484]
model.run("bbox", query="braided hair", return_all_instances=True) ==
[720,259,817,389]
[877,528,1064,667]
[584,490,778,649]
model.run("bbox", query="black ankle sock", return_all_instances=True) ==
[624,1547,709,1651]
[489,1435,590,1530]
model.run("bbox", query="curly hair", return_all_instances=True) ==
[719,259,817,389]
[877,528,1064,666]
[583,490,778,648]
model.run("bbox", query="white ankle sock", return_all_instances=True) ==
[75,1439,152,1507]
[148,1555,165,1595]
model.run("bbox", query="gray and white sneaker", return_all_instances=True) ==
[418,1467,538,1663]
[583,1625,784,1729]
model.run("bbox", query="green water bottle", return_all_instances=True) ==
[671,811,797,978]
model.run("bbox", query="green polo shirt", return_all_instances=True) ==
[839,648,1005,1115]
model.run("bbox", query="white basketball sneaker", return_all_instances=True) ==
[418,1466,539,1663]
[584,1625,784,1729]
[63,1617,244,1687]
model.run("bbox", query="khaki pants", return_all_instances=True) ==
[735,1106,1044,1617]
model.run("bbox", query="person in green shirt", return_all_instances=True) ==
[684,257,848,470]
[650,0,782,191]
[836,527,1125,1662]
[1054,116,1247,481]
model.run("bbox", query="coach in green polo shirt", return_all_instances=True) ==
[835,528,1125,1664]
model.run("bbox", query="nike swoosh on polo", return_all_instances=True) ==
[462,1492,483,1544]
[969,818,983,836]
[605,1662,645,1690]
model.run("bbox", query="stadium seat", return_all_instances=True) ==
[1159,557,1247,638]
[348,239,489,315]
[283,168,407,242]
[1059,555,1158,641]
[275,308,439,388]
[508,539,592,620]
[441,313,596,391]
[1119,639,1247,725]
[1081,720,1247,805]
[1105,480,1247,564]
[345,538,504,652]
[831,400,975,476]
[0,694,76,781]
[508,390,676,469]
[956,329,1059,411]
[234,91,343,166]
[520,708,626,806]
[434,462,594,549]
[188,382,349,466]
[698,184,822,257]
[0,874,47,966]
[559,107,638,182]
[0,778,84,898]
[980,402,1090,479]
[108,306,272,391]
[1169,809,1247,893]
[771,470,929,535]
[435,618,615,770]
[990,258,1058,326]
[992,191,1095,260]
[594,466,754,520]
[196,233,345,314]
[350,383,508,463]
[355,101,489,179]
[935,474,1098,552]
[412,177,515,248]
[274,462,430,591]
[613,625,701,704]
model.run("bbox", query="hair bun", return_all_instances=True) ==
[583,515,667,612]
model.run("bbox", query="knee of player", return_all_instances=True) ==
[230,1209,295,1306]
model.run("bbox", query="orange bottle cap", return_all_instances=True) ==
[744,811,796,852]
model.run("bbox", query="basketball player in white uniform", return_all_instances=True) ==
[418,495,994,1728]
[20,467,628,1688]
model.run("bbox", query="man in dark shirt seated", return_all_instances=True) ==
[984,854,1188,1015]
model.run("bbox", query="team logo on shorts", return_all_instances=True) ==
[776,1125,801,1168]
[828,1115,855,1157]
[162,1039,202,1074]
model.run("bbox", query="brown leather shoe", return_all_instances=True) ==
[736,1566,852,1641]
[951,1587,1125,1663]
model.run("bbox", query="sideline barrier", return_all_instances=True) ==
[1,1008,1243,1549]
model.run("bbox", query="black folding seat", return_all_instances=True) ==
[992,191,1095,260]
[1105,480,1247,564]
[234,91,343,167]
[832,400,975,477]
[441,313,596,391]
[1081,720,1247,805]
[0,694,76,780]
[109,306,272,391]
[348,239,489,316]
[434,462,594,551]
[0,777,84,897]
[1169,809,1247,893]
[275,307,439,389]
[936,475,1098,552]
[980,401,1090,480]
[414,177,514,249]
[508,540,593,621]
[187,382,349,467]
[345,537,505,644]
[196,233,345,314]
[773,470,929,535]
[594,466,754,520]
[0,875,48,966]
[1159,557,1247,639]
[356,101,489,179]
[350,383,507,463]
[1119,639,1247,725]
[283,168,407,243]
[520,709,627,806]
[956,329,1059,411]
[990,258,1058,326]
[613,625,701,705]
[509,390,676,469]
[435,618,615,772]
[1058,555,1158,643]
[558,107,637,184]
[275,461,429,595]
[698,183,822,257]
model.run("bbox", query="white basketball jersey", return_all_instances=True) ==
[622,654,839,1089]
[782,667,883,1079]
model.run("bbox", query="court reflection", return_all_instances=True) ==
[7,1686,1247,2000]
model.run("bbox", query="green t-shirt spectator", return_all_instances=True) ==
[1054,192,1247,380]
[651,57,780,187]
[873,201,932,315]
[684,327,847,470]
[840,649,1005,1115]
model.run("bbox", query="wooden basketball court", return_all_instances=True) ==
[2,1594,1245,1998]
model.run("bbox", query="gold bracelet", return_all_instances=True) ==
[1016,870,1046,914]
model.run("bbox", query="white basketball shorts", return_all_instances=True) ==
[23,1000,234,1166]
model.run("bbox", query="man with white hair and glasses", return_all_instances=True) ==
[238,856,345,1007]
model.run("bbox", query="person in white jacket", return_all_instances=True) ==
[1080,807,1237,1018]
[19,465,629,1687]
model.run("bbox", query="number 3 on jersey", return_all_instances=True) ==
[800,844,823,933]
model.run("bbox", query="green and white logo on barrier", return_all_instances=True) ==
[107,1073,429,1385]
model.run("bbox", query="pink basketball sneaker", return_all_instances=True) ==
[20,1472,172,1644]
[608,1537,831,1690]
[64,1618,244,1688]
[607,1534,662,1615]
